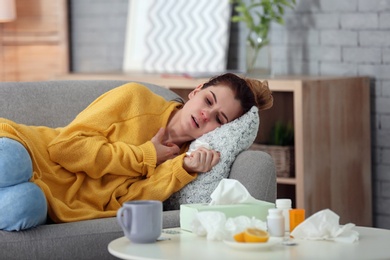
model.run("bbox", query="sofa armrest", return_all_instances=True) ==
[163,210,180,228]
[228,150,276,203]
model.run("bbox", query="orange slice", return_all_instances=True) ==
[243,228,269,243]
[233,232,245,242]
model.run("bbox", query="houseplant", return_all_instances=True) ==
[230,0,296,75]
[270,120,294,146]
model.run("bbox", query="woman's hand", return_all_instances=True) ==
[151,128,180,165]
[183,147,220,173]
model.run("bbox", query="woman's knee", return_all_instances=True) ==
[0,137,33,188]
[0,182,47,231]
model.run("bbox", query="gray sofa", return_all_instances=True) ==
[0,80,276,260]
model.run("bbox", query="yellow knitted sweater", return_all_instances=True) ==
[0,83,195,223]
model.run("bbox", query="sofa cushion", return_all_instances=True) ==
[164,106,259,210]
[0,80,181,128]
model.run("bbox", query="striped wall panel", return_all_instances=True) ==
[124,0,231,75]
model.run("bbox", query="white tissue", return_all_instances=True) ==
[192,212,227,240]
[190,179,268,240]
[209,179,258,205]
[290,209,359,243]
[192,211,267,240]
[185,139,212,156]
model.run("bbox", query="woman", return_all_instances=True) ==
[0,73,273,231]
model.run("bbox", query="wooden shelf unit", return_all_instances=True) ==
[57,73,372,226]
[0,0,69,82]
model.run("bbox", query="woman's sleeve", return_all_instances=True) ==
[47,83,157,179]
[119,154,198,202]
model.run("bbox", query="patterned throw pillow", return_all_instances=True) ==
[163,106,260,210]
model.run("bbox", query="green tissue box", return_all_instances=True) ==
[180,201,275,231]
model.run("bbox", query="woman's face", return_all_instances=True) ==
[180,84,243,139]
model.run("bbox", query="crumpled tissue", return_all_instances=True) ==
[290,209,359,243]
[190,179,268,240]
[186,140,211,156]
[192,211,267,241]
[209,179,259,205]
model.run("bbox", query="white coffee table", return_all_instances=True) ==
[108,227,390,260]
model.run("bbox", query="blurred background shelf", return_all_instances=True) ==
[277,177,296,185]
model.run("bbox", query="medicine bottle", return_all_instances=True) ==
[289,209,305,232]
[276,198,292,232]
[267,208,285,237]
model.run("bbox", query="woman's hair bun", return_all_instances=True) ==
[244,78,273,111]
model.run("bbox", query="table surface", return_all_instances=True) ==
[108,227,390,260]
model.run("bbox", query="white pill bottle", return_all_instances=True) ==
[267,208,285,237]
[276,198,292,233]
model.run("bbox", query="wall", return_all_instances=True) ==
[69,0,128,72]
[69,0,390,229]
[269,0,390,229]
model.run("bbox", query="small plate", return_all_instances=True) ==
[223,237,282,250]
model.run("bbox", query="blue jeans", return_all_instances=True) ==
[0,138,47,231]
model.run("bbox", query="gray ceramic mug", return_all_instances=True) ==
[117,200,162,243]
